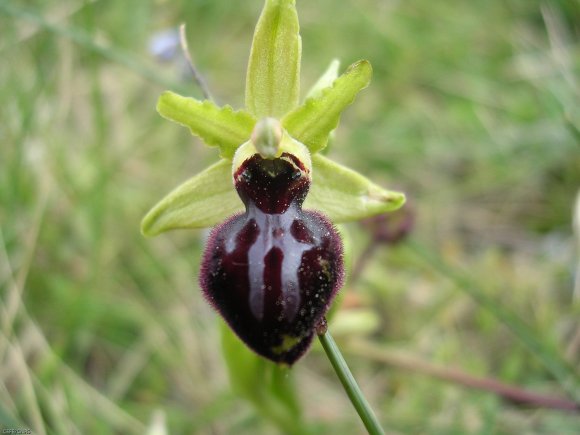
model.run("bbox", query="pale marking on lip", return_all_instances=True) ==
[246,208,312,322]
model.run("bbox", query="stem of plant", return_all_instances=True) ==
[179,23,214,101]
[318,327,385,435]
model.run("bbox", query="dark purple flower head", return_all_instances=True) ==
[200,153,343,364]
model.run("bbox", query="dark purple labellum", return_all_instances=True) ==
[200,153,343,364]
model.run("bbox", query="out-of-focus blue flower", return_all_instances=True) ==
[149,28,180,62]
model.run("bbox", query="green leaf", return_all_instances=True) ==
[283,60,372,153]
[305,154,405,222]
[220,321,265,403]
[157,91,256,159]
[141,159,243,236]
[245,0,301,118]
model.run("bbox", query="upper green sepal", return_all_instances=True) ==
[140,159,243,236]
[304,154,405,223]
[157,91,256,159]
[245,0,301,118]
[282,60,372,154]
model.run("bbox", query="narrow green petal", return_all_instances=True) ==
[141,159,243,236]
[157,91,256,159]
[305,154,405,223]
[305,59,341,152]
[245,0,301,118]
[305,59,340,100]
[283,60,372,153]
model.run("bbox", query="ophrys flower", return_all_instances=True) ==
[141,0,405,364]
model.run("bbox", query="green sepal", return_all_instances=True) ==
[140,159,243,236]
[283,60,372,153]
[157,91,256,159]
[245,0,301,118]
[305,154,405,223]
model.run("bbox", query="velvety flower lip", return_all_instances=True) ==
[198,152,345,364]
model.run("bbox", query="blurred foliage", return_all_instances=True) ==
[0,0,579,434]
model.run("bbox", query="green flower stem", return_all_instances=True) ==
[318,330,385,435]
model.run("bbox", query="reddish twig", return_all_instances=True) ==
[347,339,580,412]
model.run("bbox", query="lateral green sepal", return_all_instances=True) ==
[141,159,243,236]
[305,154,405,223]
[283,60,372,153]
[157,91,256,159]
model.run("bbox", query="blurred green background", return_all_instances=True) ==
[1,0,579,433]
